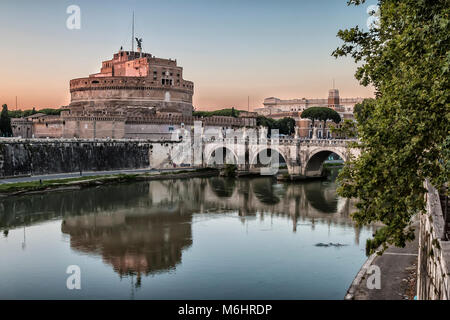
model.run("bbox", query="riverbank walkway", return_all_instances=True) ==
[0,167,198,184]
[346,220,419,300]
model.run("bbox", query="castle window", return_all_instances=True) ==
[92,80,99,84]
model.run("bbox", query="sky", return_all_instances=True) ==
[0,0,376,111]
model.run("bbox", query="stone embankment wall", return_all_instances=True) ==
[417,180,450,300]
[0,138,177,177]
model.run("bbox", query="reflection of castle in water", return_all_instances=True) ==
[61,210,193,278]
[0,177,372,279]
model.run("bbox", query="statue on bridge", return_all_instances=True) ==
[259,126,268,140]
[312,127,318,140]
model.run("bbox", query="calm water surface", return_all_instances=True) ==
[0,174,374,299]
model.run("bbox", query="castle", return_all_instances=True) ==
[69,47,194,117]
[12,46,256,140]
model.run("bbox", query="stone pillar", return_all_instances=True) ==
[312,127,318,140]
[112,121,115,139]
[259,126,268,142]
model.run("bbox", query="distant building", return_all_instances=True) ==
[255,89,366,138]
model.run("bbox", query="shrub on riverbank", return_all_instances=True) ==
[221,164,237,177]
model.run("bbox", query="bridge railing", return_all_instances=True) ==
[440,186,449,241]
[202,137,356,146]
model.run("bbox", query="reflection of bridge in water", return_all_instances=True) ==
[0,177,374,282]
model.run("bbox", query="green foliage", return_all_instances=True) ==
[437,135,450,189]
[331,119,358,138]
[256,116,296,135]
[256,115,277,128]
[333,0,449,253]
[222,164,237,177]
[8,107,66,118]
[301,106,341,128]
[0,104,13,137]
[40,108,66,116]
[193,108,244,118]
[275,117,296,135]
[366,226,391,256]
[353,99,376,126]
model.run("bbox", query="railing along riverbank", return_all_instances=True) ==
[417,181,450,300]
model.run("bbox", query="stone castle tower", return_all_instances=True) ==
[68,47,194,117]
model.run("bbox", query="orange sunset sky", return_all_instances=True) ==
[0,1,375,111]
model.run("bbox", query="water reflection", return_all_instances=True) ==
[0,176,369,283]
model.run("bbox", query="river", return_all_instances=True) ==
[0,172,374,299]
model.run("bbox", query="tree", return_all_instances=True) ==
[275,117,296,135]
[333,0,449,253]
[193,108,244,118]
[0,104,13,137]
[318,107,341,138]
[256,115,276,130]
[300,106,323,128]
[301,107,341,138]
[256,116,296,136]
[331,119,358,139]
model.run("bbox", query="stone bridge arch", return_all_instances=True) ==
[201,137,357,179]
[302,147,348,178]
[204,144,239,167]
[249,144,291,175]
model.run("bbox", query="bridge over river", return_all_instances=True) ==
[0,127,358,179]
[172,126,359,179]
